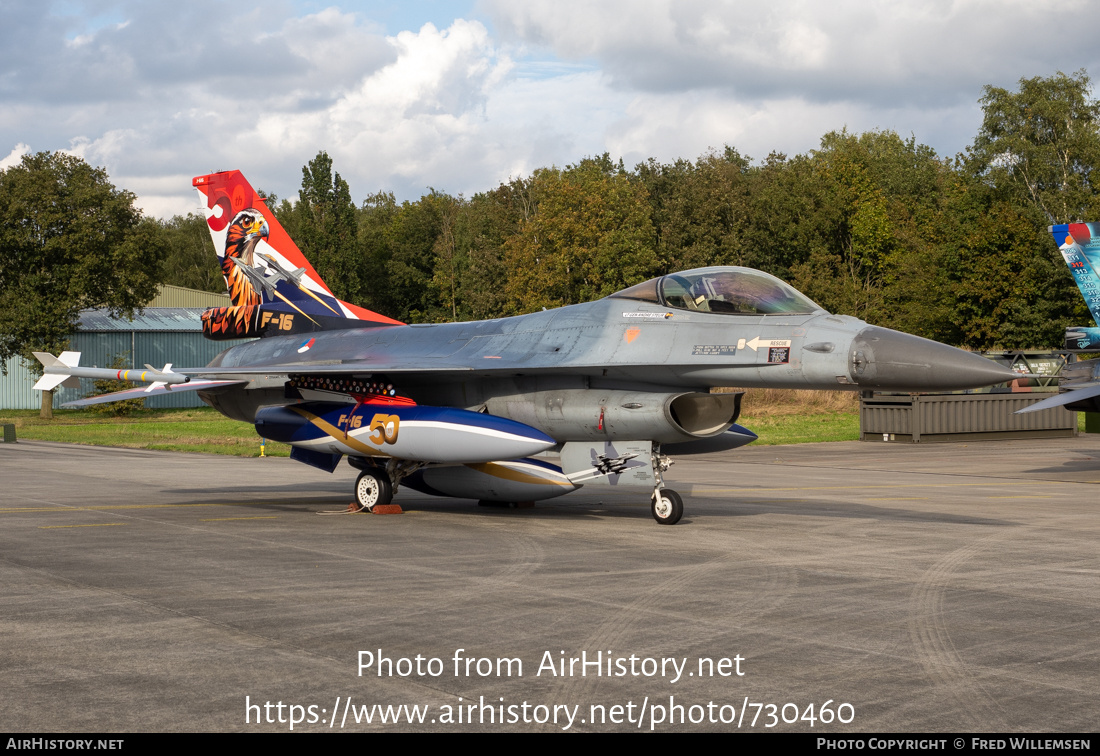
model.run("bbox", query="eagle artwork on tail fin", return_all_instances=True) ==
[223,209,269,306]
[202,210,270,339]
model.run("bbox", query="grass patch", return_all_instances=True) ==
[727,387,860,445]
[721,387,860,416]
[0,408,287,457]
[738,411,860,445]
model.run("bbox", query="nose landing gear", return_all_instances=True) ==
[651,488,683,525]
[649,445,682,524]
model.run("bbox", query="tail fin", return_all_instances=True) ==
[1051,223,1100,349]
[193,170,402,340]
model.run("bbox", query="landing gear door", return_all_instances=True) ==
[560,440,654,488]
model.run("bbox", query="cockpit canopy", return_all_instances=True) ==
[608,267,824,315]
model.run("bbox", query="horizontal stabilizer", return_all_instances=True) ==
[61,380,247,408]
[1015,383,1100,413]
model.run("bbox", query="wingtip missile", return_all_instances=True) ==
[31,353,190,392]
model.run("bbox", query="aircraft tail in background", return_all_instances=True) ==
[1051,223,1100,350]
[192,170,402,340]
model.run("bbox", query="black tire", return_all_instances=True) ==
[651,489,683,525]
[355,470,393,511]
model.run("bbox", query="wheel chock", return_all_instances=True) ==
[371,504,403,515]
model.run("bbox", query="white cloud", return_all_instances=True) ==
[0,143,31,170]
[244,20,514,194]
[603,93,985,169]
[3,1,1099,218]
[482,0,1100,104]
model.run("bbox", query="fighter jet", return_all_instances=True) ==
[227,255,281,298]
[38,170,1016,525]
[1016,223,1100,416]
[255,251,307,289]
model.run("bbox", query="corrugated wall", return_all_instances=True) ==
[1,333,252,410]
[861,393,1076,442]
[148,285,230,308]
[0,356,42,410]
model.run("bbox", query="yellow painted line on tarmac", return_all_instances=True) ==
[39,523,126,529]
[986,495,1061,499]
[200,516,279,522]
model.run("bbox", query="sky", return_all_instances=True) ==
[3,0,1100,218]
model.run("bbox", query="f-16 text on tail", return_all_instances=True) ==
[37,170,1014,524]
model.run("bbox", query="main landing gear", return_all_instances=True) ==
[354,469,392,512]
[349,458,422,512]
[649,444,683,525]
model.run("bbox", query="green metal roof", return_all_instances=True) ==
[77,308,204,332]
[147,285,230,308]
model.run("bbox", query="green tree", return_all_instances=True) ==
[636,147,753,273]
[957,71,1100,346]
[455,180,532,320]
[156,212,224,293]
[789,131,910,324]
[967,70,1100,223]
[429,192,465,321]
[0,152,163,417]
[502,157,660,313]
[383,192,452,322]
[356,189,399,316]
[941,186,1072,349]
[294,151,362,304]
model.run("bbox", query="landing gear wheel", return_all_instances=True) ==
[355,470,393,512]
[651,489,683,525]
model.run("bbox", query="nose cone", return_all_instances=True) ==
[848,326,1017,392]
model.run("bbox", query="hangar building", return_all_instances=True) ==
[0,286,251,410]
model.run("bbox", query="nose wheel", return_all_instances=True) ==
[355,469,393,512]
[651,489,683,525]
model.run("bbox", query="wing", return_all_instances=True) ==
[60,380,247,408]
